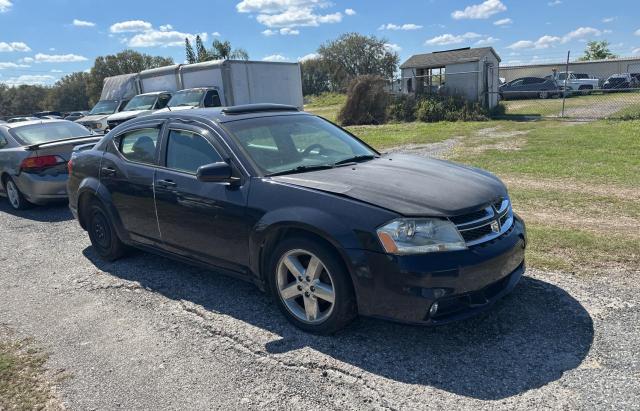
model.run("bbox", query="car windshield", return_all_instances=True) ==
[89,100,119,115]
[557,73,568,80]
[168,90,205,108]
[10,122,91,145]
[123,95,158,111]
[224,115,377,176]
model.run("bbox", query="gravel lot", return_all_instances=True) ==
[1,201,639,410]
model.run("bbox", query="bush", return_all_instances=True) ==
[490,102,507,118]
[386,94,417,122]
[415,95,489,123]
[337,75,389,126]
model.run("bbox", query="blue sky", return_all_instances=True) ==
[1,0,639,86]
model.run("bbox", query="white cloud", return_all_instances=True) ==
[0,62,29,69]
[602,17,615,23]
[34,53,88,63]
[548,0,562,6]
[562,27,601,43]
[507,40,535,49]
[378,23,422,31]
[50,69,63,73]
[73,19,95,27]
[384,43,402,52]
[425,32,481,46]
[2,74,55,86]
[494,18,512,26]
[297,52,319,62]
[128,30,208,48]
[18,57,34,63]
[109,20,153,33]
[633,48,640,55]
[475,36,499,45]
[262,54,288,62]
[212,31,221,37]
[345,8,356,16]
[159,24,173,31]
[263,27,300,36]
[237,0,342,29]
[635,29,640,36]
[0,41,31,52]
[0,0,12,13]
[451,0,506,20]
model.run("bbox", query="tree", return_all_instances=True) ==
[579,40,618,61]
[300,58,331,95]
[0,84,49,117]
[185,38,197,64]
[318,33,399,91]
[87,50,174,104]
[46,72,91,112]
[184,37,249,63]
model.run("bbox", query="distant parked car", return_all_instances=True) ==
[64,111,89,122]
[499,77,560,100]
[546,71,600,92]
[105,91,172,131]
[7,116,40,123]
[603,73,639,90]
[0,120,100,210]
[33,111,63,119]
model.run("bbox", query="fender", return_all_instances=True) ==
[249,206,364,283]
[76,178,131,244]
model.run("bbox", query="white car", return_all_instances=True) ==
[105,91,172,131]
[546,71,600,92]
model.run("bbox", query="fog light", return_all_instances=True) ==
[429,302,439,317]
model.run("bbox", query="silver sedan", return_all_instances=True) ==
[0,119,101,210]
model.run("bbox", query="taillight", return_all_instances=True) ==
[67,158,73,174]
[20,155,66,172]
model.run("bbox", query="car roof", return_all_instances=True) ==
[0,119,75,129]
[136,104,307,124]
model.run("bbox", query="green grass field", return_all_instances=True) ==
[306,95,640,273]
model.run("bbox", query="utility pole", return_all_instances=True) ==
[561,50,570,118]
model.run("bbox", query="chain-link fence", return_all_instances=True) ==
[496,54,640,120]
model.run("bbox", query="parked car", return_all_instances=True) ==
[76,99,130,134]
[545,71,600,92]
[67,104,527,334]
[499,77,559,100]
[0,120,100,210]
[64,111,89,122]
[158,87,222,112]
[7,116,41,123]
[33,111,63,119]
[105,91,172,131]
[603,73,639,90]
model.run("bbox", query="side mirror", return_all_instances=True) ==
[196,162,238,184]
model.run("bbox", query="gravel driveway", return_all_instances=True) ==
[1,202,638,410]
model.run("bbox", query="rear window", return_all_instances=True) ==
[10,121,91,145]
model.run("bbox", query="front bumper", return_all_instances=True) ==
[14,172,68,204]
[346,215,527,324]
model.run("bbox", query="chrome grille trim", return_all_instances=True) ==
[450,198,514,246]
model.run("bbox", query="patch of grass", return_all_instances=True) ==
[305,92,346,108]
[0,338,59,410]
[502,91,640,118]
[455,120,640,187]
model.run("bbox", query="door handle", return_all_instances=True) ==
[101,167,116,176]
[157,179,177,188]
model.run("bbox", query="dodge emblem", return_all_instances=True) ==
[491,220,500,233]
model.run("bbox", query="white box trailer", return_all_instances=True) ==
[138,64,182,93]
[179,60,303,108]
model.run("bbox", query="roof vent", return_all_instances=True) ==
[221,104,300,115]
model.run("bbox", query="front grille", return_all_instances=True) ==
[450,198,514,246]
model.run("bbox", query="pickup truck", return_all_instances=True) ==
[545,71,600,92]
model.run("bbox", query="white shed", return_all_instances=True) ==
[400,47,501,108]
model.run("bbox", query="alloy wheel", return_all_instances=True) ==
[276,249,336,324]
[6,180,20,209]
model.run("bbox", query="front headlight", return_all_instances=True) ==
[376,218,466,255]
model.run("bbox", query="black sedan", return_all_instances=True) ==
[499,77,559,100]
[67,104,526,334]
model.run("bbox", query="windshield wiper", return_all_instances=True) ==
[334,154,377,166]
[266,164,336,177]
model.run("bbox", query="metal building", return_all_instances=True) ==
[400,47,502,108]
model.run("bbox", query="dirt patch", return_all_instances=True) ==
[502,176,640,202]
[385,137,461,159]
[521,208,640,239]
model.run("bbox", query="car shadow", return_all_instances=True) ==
[0,199,73,222]
[83,246,594,401]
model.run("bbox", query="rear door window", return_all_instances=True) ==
[165,130,223,174]
[118,128,160,165]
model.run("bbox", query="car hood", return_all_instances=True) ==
[270,154,508,217]
[107,109,153,121]
[76,114,109,123]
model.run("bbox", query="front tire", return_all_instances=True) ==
[87,200,126,261]
[268,237,357,334]
[5,177,30,210]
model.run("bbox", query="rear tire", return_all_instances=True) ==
[268,236,357,334]
[4,177,30,210]
[87,200,126,261]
